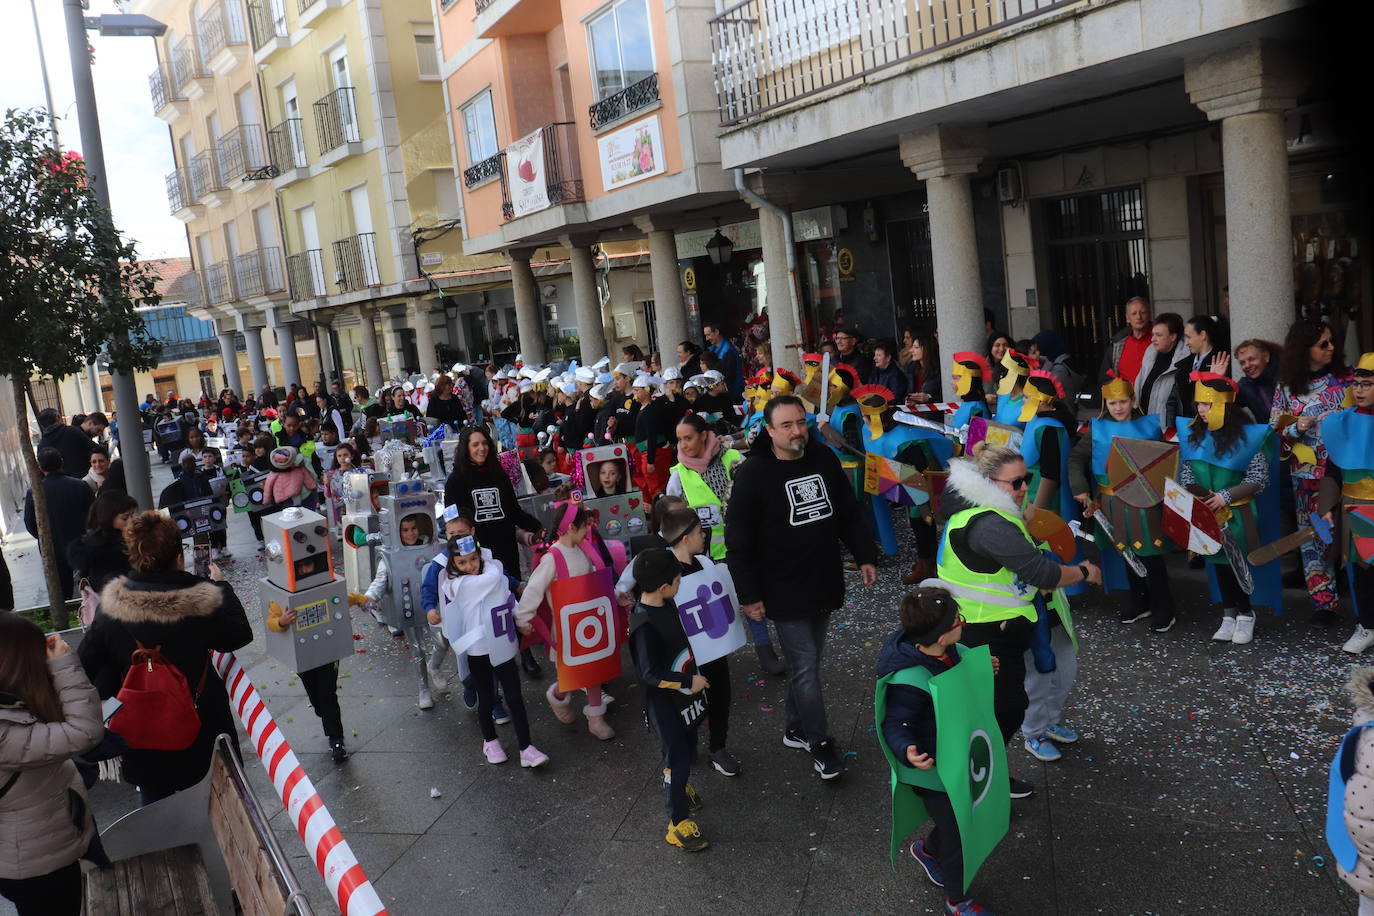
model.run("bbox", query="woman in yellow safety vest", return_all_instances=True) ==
[665,413,783,675]
[936,443,1101,800]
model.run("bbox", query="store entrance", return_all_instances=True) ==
[886,217,937,341]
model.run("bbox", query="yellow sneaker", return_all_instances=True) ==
[685,783,703,813]
[665,818,709,852]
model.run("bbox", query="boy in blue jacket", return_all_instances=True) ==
[876,586,1000,916]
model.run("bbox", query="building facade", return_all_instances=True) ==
[700,0,1367,380]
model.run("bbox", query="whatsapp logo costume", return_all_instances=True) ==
[874,644,1010,893]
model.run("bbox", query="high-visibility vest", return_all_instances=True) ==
[936,506,1038,624]
[673,449,743,561]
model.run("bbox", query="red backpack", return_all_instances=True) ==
[108,643,208,751]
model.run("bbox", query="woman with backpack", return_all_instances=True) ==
[0,616,105,916]
[78,511,253,806]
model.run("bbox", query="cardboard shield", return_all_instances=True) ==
[967,418,1022,453]
[1108,439,1179,509]
[676,558,747,665]
[1025,508,1076,561]
[1161,477,1223,556]
[863,453,930,507]
[929,645,1010,892]
[550,566,623,692]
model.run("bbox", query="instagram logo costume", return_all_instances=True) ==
[546,548,624,691]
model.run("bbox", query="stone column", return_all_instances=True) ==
[315,319,337,386]
[634,218,688,360]
[85,362,103,413]
[508,248,545,363]
[408,298,436,375]
[215,325,243,394]
[274,321,302,389]
[756,206,800,371]
[357,305,385,388]
[242,325,269,395]
[900,124,988,388]
[1186,40,1298,348]
[562,235,608,365]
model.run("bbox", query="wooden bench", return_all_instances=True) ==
[86,734,315,916]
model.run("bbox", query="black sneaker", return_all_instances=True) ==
[330,738,349,763]
[812,739,844,780]
[520,648,543,677]
[1009,776,1034,799]
[709,748,741,777]
[1118,609,1149,624]
[1310,608,1339,627]
[782,729,810,752]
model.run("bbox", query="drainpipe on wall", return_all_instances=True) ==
[734,168,802,365]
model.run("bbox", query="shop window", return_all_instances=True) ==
[587,0,654,100]
[1041,186,1149,374]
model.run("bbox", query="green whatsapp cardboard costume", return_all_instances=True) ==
[874,643,1010,893]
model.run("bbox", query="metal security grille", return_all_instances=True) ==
[1043,186,1149,374]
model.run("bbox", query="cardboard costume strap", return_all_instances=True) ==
[1328,721,1374,872]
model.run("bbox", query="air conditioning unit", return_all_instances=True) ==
[996,164,1023,203]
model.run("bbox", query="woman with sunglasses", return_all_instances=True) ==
[1317,352,1374,655]
[937,443,1101,797]
[1270,319,1351,625]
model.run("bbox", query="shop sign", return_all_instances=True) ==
[598,115,666,191]
[683,267,697,291]
[791,206,835,242]
[675,220,761,259]
[837,247,855,280]
[506,128,550,218]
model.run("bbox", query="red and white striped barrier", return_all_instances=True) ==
[212,652,389,916]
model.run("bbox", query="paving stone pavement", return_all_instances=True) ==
[1,456,1364,914]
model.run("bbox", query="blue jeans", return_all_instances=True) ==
[746,616,771,646]
[772,611,831,744]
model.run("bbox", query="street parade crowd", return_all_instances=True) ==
[3,302,1374,916]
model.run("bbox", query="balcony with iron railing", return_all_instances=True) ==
[165,167,198,217]
[203,260,239,305]
[499,122,583,221]
[197,0,249,72]
[313,87,362,160]
[286,249,327,301]
[589,73,660,131]
[148,65,188,119]
[332,233,381,292]
[189,149,230,204]
[463,151,502,188]
[232,247,287,299]
[216,124,273,184]
[267,118,308,179]
[171,36,212,97]
[247,0,288,55]
[709,0,1069,126]
[297,0,345,27]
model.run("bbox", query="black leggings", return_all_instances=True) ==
[299,662,343,741]
[914,787,967,903]
[1215,564,1253,613]
[0,861,82,916]
[468,654,530,748]
[958,617,1034,746]
[908,513,938,560]
[698,655,731,752]
[1127,555,1173,613]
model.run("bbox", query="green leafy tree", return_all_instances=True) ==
[0,108,162,623]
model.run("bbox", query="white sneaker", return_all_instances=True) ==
[1344,625,1374,655]
[1212,616,1236,642]
[418,685,434,710]
[426,655,449,692]
[1231,615,1255,645]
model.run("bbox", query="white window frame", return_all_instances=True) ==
[585,0,655,101]
[412,25,440,80]
[459,89,499,166]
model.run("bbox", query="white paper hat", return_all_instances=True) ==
[574,366,597,384]
[559,380,578,396]
[661,366,682,381]
[591,356,611,371]
[703,369,725,385]
[589,382,613,401]
[532,367,553,384]
[612,360,642,377]
[632,373,662,389]
[518,379,534,392]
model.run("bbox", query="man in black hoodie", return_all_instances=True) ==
[726,395,878,780]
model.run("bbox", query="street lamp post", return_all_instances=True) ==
[60,0,166,511]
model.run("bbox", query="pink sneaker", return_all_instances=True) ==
[483,739,507,764]
[520,745,549,768]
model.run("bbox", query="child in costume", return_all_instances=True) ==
[429,534,548,767]
[948,352,993,433]
[875,585,1002,916]
[616,508,740,777]
[1178,372,1280,645]
[356,510,443,708]
[1068,374,1176,629]
[265,599,351,763]
[993,350,1038,426]
[516,500,617,740]
[1319,352,1374,654]
[628,547,710,852]
[262,445,318,511]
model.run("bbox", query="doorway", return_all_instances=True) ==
[886,217,936,341]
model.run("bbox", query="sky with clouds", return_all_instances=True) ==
[3,0,186,259]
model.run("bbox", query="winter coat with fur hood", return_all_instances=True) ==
[0,652,104,879]
[1339,667,1374,899]
[78,569,253,797]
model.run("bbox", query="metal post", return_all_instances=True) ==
[62,0,153,509]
